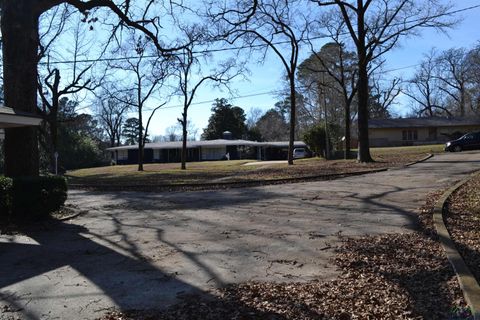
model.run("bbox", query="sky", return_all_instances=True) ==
[138,0,480,138]
[41,0,480,139]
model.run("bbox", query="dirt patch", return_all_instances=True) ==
[100,191,472,320]
[445,174,480,284]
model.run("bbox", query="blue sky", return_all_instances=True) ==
[48,1,479,138]
[384,1,480,117]
[138,0,480,138]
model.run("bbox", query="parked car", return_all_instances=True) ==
[445,132,480,152]
[293,148,307,159]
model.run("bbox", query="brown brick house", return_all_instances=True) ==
[368,117,480,147]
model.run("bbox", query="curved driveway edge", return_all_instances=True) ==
[433,172,480,319]
[404,153,433,167]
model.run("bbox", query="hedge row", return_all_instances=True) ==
[0,176,67,223]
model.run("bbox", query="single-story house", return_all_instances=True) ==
[107,139,307,164]
[262,141,308,160]
[0,106,43,138]
[368,117,480,147]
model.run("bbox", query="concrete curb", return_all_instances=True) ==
[404,153,433,167]
[433,172,480,319]
[68,167,389,192]
[57,210,88,221]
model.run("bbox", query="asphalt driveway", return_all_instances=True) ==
[1,151,480,319]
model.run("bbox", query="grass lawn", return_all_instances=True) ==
[370,144,445,164]
[67,144,444,188]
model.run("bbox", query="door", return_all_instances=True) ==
[428,128,437,141]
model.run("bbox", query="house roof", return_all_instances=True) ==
[369,117,480,129]
[263,141,307,148]
[0,106,42,129]
[107,139,307,151]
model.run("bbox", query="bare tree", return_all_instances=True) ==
[303,12,361,159]
[436,48,471,117]
[467,43,480,113]
[175,26,239,170]
[165,125,181,142]
[369,75,402,119]
[300,34,358,159]
[94,88,131,148]
[37,10,103,173]
[404,50,452,117]
[108,33,170,171]
[186,122,199,141]
[312,0,454,162]
[246,107,264,129]
[1,0,190,177]
[210,0,308,165]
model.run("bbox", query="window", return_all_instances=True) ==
[402,130,418,141]
[153,149,161,160]
[201,146,226,160]
[117,150,128,160]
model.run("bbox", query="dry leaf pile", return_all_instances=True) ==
[445,175,480,283]
[101,191,472,320]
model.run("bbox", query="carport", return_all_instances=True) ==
[0,106,42,175]
[0,105,42,134]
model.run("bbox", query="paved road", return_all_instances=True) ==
[1,152,480,319]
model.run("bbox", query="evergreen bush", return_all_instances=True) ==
[0,176,67,223]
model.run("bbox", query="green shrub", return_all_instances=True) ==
[303,123,342,157]
[10,176,67,222]
[0,176,13,222]
[303,125,328,157]
[0,176,68,224]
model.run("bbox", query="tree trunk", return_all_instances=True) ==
[2,1,40,177]
[356,61,373,162]
[110,136,115,148]
[355,1,373,163]
[460,83,465,117]
[50,117,58,173]
[181,110,188,170]
[138,109,144,171]
[288,75,296,165]
[344,97,351,159]
[109,133,115,162]
[49,92,60,173]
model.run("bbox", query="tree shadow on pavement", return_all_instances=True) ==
[0,220,212,319]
